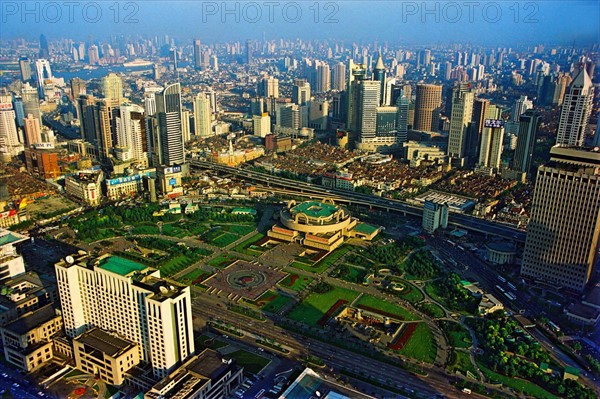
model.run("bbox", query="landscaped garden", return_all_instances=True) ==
[355,294,419,321]
[231,233,266,256]
[393,323,437,363]
[287,283,358,326]
[206,253,237,268]
[255,290,294,314]
[440,320,473,349]
[279,273,313,291]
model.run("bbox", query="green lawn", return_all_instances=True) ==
[477,361,560,399]
[288,286,358,326]
[398,323,437,363]
[417,301,445,319]
[232,233,265,256]
[448,350,478,377]
[160,255,200,277]
[311,245,354,273]
[210,232,240,248]
[206,254,237,268]
[331,264,368,284]
[356,294,419,321]
[263,294,294,313]
[440,321,473,349]
[131,224,160,235]
[221,224,256,236]
[289,261,325,273]
[226,349,271,374]
[279,274,313,291]
[178,268,212,285]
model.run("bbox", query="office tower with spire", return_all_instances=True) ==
[55,253,195,379]
[193,92,212,138]
[193,39,202,69]
[333,62,346,91]
[447,83,474,163]
[101,73,123,102]
[521,146,600,292]
[414,84,442,132]
[512,109,541,176]
[156,83,184,166]
[478,119,505,173]
[373,54,386,105]
[39,34,49,58]
[556,68,594,147]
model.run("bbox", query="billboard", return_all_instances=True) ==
[169,178,177,186]
[163,165,182,174]
[484,119,504,128]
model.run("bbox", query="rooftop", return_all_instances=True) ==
[291,201,339,219]
[0,229,28,247]
[74,328,137,357]
[3,304,58,335]
[98,256,148,276]
[280,368,374,399]
[352,223,379,235]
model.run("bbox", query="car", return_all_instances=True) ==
[257,347,264,352]
[1,373,7,378]
[12,383,19,388]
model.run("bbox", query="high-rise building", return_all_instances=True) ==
[333,62,346,91]
[11,96,25,128]
[258,76,279,98]
[19,57,32,82]
[414,84,442,132]
[292,79,311,105]
[253,113,271,138]
[70,78,86,99]
[101,73,123,102]
[356,80,380,143]
[447,83,474,161]
[316,63,331,93]
[88,45,99,65]
[422,200,449,233]
[113,104,147,165]
[21,82,41,122]
[55,253,195,379]
[556,68,594,146]
[345,60,367,146]
[417,49,431,67]
[23,114,42,146]
[39,34,49,58]
[552,73,571,106]
[156,83,184,166]
[512,95,533,122]
[0,97,20,155]
[512,109,541,176]
[246,40,253,65]
[521,146,600,292]
[77,95,98,146]
[193,39,202,69]
[193,92,212,137]
[478,119,504,172]
[34,59,53,99]
[396,95,409,144]
[373,53,386,105]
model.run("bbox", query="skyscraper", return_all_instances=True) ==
[19,57,32,82]
[22,82,41,122]
[193,39,202,69]
[96,98,120,160]
[113,104,148,165]
[512,95,533,122]
[346,60,367,146]
[55,253,195,379]
[246,40,253,65]
[23,114,42,146]
[447,83,474,161]
[292,79,311,105]
[414,84,442,132]
[373,53,386,105]
[556,68,594,147]
[478,119,504,172]
[258,76,279,98]
[356,80,380,143]
[39,34,49,58]
[70,78,87,99]
[88,45,99,65]
[101,73,123,102]
[316,63,331,93]
[333,62,346,91]
[396,95,410,144]
[521,146,600,292]
[77,95,98,146]
[193,92,212,138]
[0,97,20,154]
[512,109,541,176]
[156,83,184,166]
[34,59,53,99]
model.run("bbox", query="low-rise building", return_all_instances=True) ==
[0,272,58,326]
[145,349,243,399]
[0,304,62,372]
[24,148,61,179]
[486,242,517,265]
[156,165,184,199]
[0,229,28,282]
[422,200,449,234]
[73,328,140,386]
[64,170,104,206]
[105,170,153,200]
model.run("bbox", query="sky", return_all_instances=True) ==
[1,0,599,46]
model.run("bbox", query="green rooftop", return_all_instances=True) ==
[98,256,148,276]
[232,207,257,214]
[291,201,339,219]
[0,231,27,246]
[352,223,379,235]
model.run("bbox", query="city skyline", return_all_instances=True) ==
[1,1,599,45]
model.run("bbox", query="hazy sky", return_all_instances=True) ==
[2,1,599,45]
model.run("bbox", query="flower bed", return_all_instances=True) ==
[388,323,418,350]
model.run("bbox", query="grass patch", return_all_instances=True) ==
[160,255,200,277]
[263,295,294,313]
[178,268,212,285]
[417,301,445,319]
[206,253,237,268]
[288,286,358,326]
[448,350,478,377]
[209,232,240,248]
[311,245,354,273]
[330,264,368,284]
[477,361,560,399]
[397,323,437,363]
[232,233,265,256]
[386,279,425,304]
[226,349,270,374]
[279,274,313,291]
[356,294,419,321]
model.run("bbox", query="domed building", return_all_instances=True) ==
[268,199,380,251]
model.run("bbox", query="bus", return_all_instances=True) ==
[504,292,516,301]
[507,282,517,291]
[498,276,507,283]
[457,245,465,251]
[547,321,561,332]
[446,240,456,247]
[495,285,506,293]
